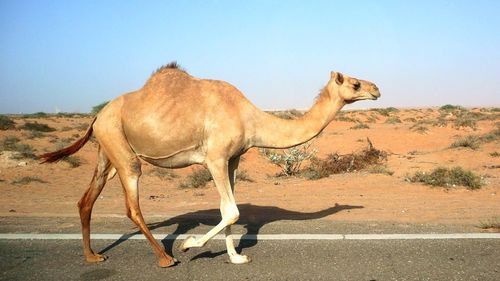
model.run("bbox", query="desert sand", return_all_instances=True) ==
[0,108,498,228]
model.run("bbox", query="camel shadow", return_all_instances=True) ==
[99,203,363,261]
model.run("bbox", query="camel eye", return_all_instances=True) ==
[353,82,361,90]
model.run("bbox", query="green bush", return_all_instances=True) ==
[23,112,48,118]
[20,122,56,132]
[408,166,483,190]
[0,115,15,130]
[439,104,465,112]
[91,101,109,115]
[261,142,317,176]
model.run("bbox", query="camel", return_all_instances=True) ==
[39,62,380,267]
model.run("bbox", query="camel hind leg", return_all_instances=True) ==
[95,128,176,267]
[78,146,112,263]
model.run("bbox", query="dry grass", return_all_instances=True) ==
[478,217,500,232]
[11,176,47,185]
[366,165,394,176]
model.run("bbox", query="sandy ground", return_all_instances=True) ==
[0,108,498,228]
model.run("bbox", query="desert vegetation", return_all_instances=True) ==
[19,122,56,132]
[303,139,388,180]
[0,106,498,227]
[407,167,483,190]
[0,136,36,159]
[11,176,47,185]
[0,115,15,130]
[260,142,317,176]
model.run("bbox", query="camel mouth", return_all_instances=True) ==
[369,92,381,100]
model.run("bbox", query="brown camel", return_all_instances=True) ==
[39,62,380,267]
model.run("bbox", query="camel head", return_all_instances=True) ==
[327,71,381,104]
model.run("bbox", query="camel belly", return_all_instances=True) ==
[138,148,205,169]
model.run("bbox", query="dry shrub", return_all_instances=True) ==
[25,130,45,139]
[63,156,82,168]
[236,169,253,182]
[305,138,387,180]
[385,116,402,124]
[20,122,56,132]
[350,122,370,130]
[371,107,399,116]
[449,135,481,150]
[411,125,429,134]
[179,168,212,188]
[0,115,15,130]
[149,167,178,180]
[480,127,500,143]
[408,166,483,190]
[0,136,36,159]
[453,112,478,130]
[335,112,360,122]
[267,109,303,120]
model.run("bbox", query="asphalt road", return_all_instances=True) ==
[0,217,499,281]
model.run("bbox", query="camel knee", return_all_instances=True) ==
[223,208,240,225]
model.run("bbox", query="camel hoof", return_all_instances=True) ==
[179,236,197,252]
[85,254,107,263]
[158,257,177,268]
[229,254,251,264]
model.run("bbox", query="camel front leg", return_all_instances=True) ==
[180,158,249,263]
[225,157,250,264]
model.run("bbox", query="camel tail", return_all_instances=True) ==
[38,117,97,163]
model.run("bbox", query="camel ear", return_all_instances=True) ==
[332,72,344,85]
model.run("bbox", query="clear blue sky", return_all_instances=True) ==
[1,0,499,113]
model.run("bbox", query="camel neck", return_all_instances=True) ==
[250,89,345,149]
